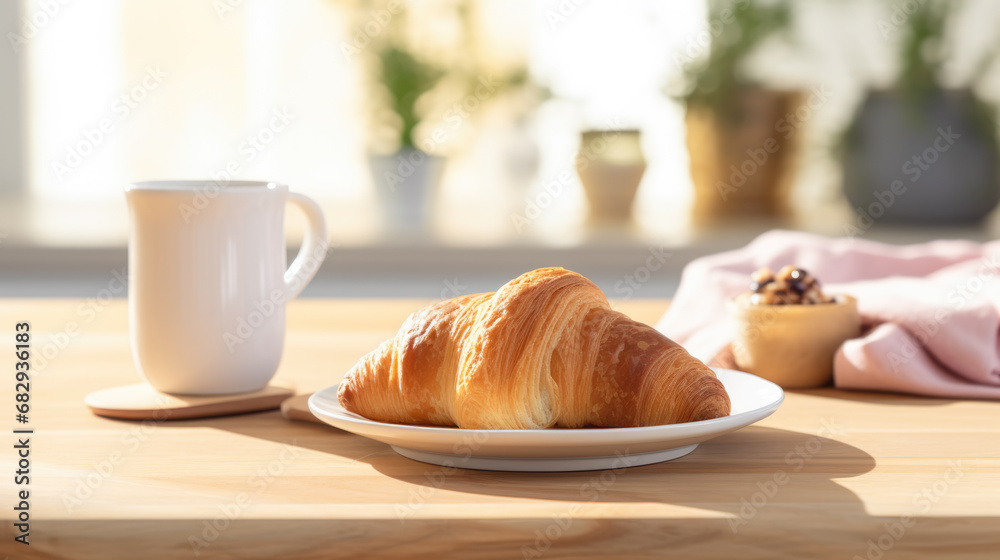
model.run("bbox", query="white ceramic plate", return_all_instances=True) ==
[309,368,783,472]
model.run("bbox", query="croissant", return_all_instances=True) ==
[338,268,730,429]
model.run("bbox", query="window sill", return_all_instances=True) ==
[3,194,999,298]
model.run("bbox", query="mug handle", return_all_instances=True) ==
[284,192,328,298]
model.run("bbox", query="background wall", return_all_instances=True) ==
[2,0,1000,298]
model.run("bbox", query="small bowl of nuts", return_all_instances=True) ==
[727,266,861,388]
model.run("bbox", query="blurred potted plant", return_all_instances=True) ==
[353,0,531,234]
[676,0,799,225]
[367,41,444,233]
[842,0,999,225]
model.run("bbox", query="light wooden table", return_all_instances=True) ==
[1,299,998,559]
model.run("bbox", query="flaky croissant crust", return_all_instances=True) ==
[338,268,731,429]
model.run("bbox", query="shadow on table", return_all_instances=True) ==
[366,425,877,505]
[79,412,997,559]
[793,387,967,406]
[195,411,878,518]
[161,408,880,505]
[356,425,993,557]
[164,410,398,463]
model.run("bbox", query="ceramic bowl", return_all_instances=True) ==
[727,295,861,389]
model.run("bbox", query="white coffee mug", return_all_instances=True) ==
[125,180,327,394]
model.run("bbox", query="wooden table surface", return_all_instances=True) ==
[2,299,998,559]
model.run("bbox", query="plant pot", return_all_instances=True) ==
[842,90,999,225]
[686,90,803,224]
[576,129,646,224]
[369,148,444,234]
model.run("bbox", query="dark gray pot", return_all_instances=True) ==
[842,90,999,225]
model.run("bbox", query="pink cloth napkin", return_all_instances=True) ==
[655,230,1000,399]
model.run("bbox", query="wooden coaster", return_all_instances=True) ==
[280,393,324,424]
[85,383,295,420]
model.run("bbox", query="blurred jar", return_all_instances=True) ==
[576,129,646,224]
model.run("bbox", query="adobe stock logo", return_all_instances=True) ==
[544,0,590,30]
[877,0,930,39]
[340,0,403,62]
[7,0,71,53]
